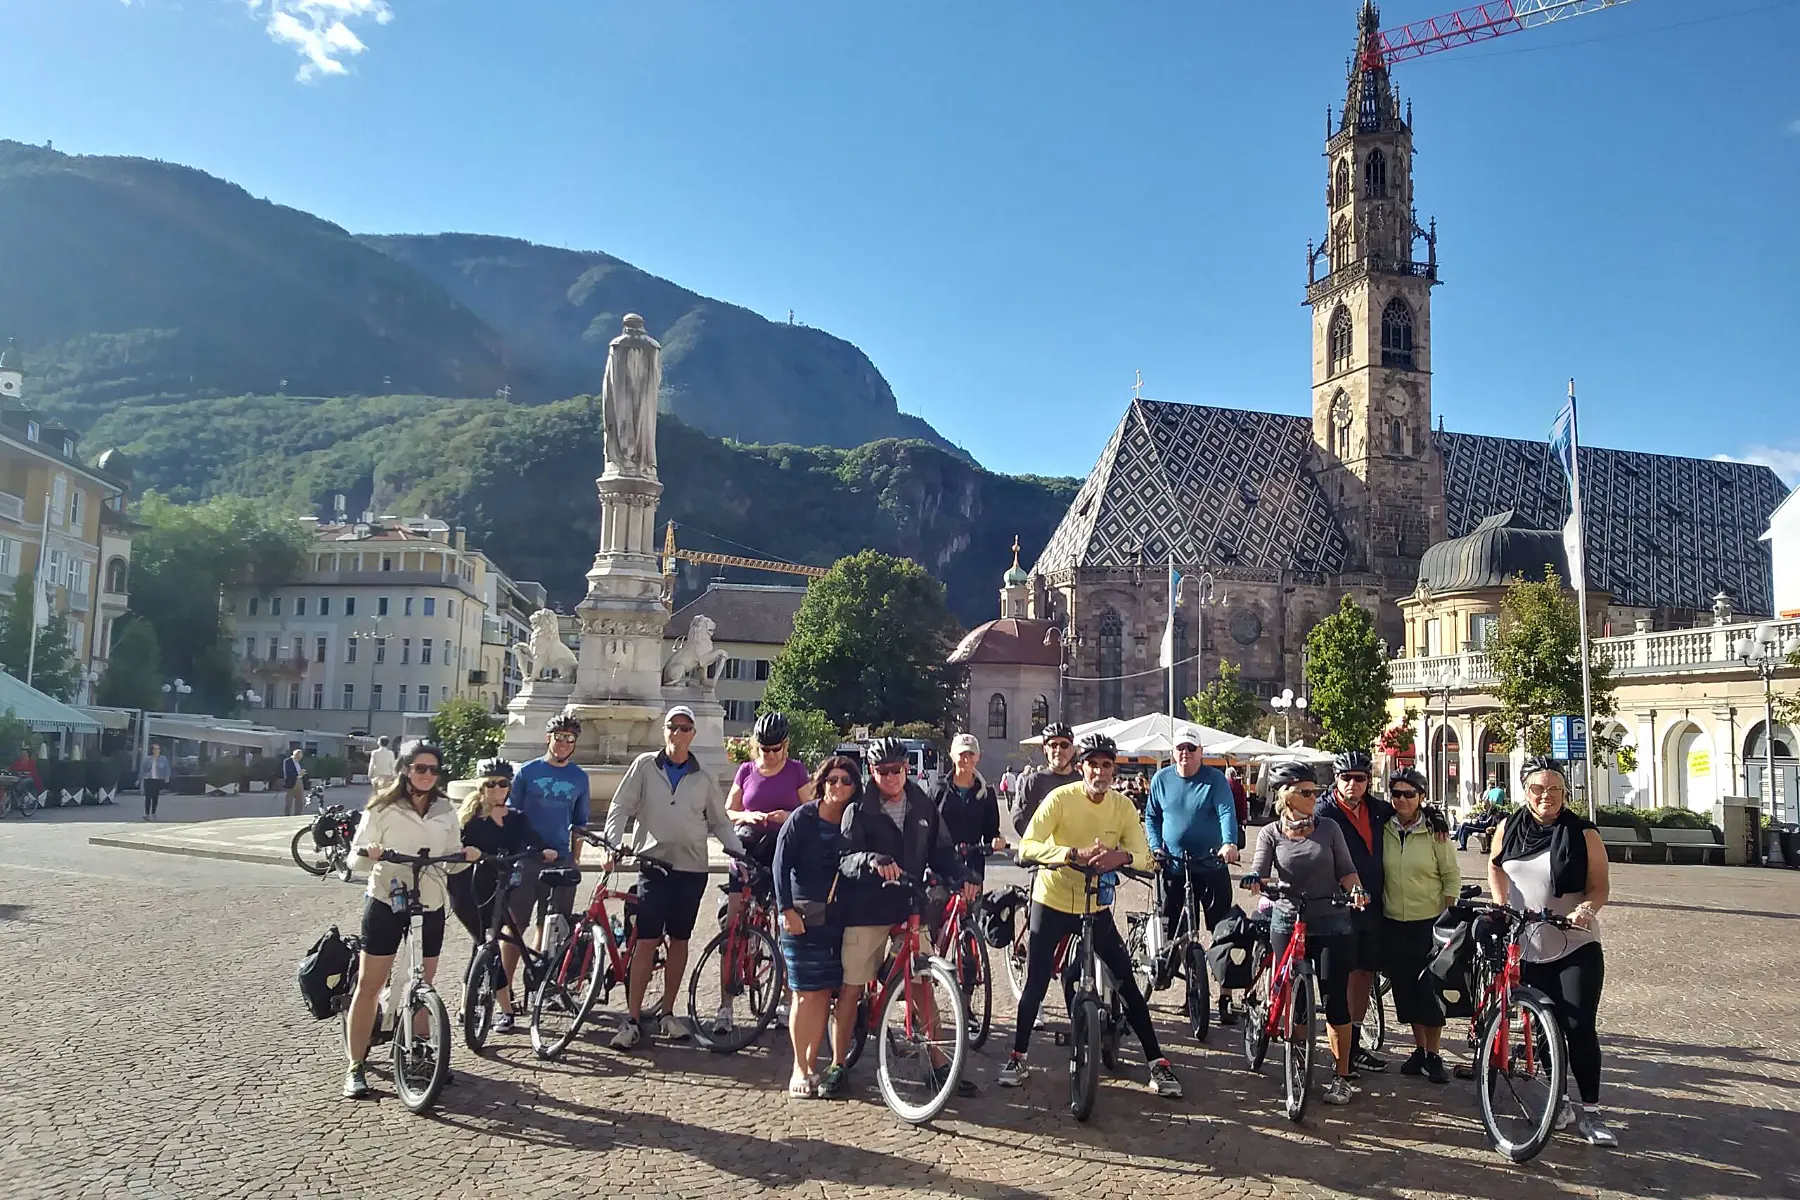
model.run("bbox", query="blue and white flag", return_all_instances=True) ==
[1549,399,1585,592]
[1159,564,1180,668]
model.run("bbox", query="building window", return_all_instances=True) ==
[447,599,455,618]
[26,421,39,443]
[377,637,390,665]
[755,659,771,682]
[270,596,282,617]
[421,638,433,665]
[69,489,82,528]
[287,682,301,709]
[1471,613,1499,650]
[377,596,389,616]
[987,693,1008,741]
[722,658,742,681]
[63,437,74,457]
[1332,158,1350,210]
[1425,618,1443,657]
[342,683,355,710]
[1328,308,1354,374]
[315,636,328,663]
[1390,420,1404,455]
[1381,298,1415,368]
[0,538,14,577]
[244,636,256,660]
[400,638,411,665]
[319,597,330,616]
[294,596,307,617]
[371,684,383,712]
[312,683,324,710]
[404,596,414,616]
[105,557,127,593]
[1031,695,1050,735]
[381,556,393,572]
[346,637,359,665]
[344,597,356,617]
[1098,608,1124,719]
[1331,218,1351,273]
[1364,148,1387,197]
[423,597,436,617]
[398,684,409,711]
[248,596,259,616]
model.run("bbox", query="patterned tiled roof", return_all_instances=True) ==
[1033,399,1790,613]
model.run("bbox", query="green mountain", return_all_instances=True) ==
[84,394,1075,625]
[0,141,951,452]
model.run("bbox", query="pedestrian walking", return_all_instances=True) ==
[140,741,171,821]
[281,748,307,817]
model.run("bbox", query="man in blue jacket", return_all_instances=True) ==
[1144,725,1240,1023]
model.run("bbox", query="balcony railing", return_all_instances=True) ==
[0,492,23,523]
[245,655,311,680]
[1390,618,1800,693]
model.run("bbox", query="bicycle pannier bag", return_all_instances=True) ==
[980,887,1023,949]
[311,810,338,848]
[1426,907,1478,1018]
[297,925,356,1020]
[1206,910,1257,990]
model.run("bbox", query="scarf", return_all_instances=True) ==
[1497,806,1593,897]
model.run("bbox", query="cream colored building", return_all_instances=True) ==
[224,515,542,741]
[664,583,807,735]
[0,340,132,702]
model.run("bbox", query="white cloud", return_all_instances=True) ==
[245,1,394,82]
[1787,117,1800,136]
[1714,446,1800,485]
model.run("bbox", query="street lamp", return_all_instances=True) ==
[1421,666,1461,808]
[162,678,192,712]
[1270,687,1307,744]
[240,689,262,708]
[79,666,101,706]
[1735,623,1799,822]
[351,620,385,737]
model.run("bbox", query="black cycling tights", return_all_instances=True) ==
[1013,902,1163,1062]
[1522,940,1605,1104]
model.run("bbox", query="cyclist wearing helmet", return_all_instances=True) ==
[1001,733,1182,1099]
[509,712,594,941]
[834,735,975,1097]
[1316,747,1395,1075]
[1012,721,1079,837]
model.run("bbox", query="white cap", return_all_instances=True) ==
[1173,724,1205,750]
[665,705,697,726]
[951,733,980,756]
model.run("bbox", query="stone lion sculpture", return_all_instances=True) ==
[513,609,579,682]
[662,614,727,686]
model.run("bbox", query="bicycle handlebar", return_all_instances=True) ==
[1462,898,1575,932]
[378,850,468,866]
[1018,855,1155,883]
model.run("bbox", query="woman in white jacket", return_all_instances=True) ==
[342,739,478,1099]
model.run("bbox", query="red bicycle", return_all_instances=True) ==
[685,854,784,1053]
[1237,878,1352,1122]
[528,833,664,1060]
[1459,899,1574,1162]
[931,845,993,1050]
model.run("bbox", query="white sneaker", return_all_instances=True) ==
[610,1019,642,1050]
[1322,1076,1355,1106]
[658,1013,690,1040]
[713,1004,734,1034]
[1576,1104,1619,1147]
[997,1053,1030,1088]
[1555,1099,1579,1131]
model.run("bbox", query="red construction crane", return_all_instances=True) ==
[1366,0,1643,69]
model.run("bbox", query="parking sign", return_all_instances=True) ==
[1550,714,1587,760]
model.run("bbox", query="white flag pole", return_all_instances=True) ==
[1566,380,1598,818]
[26,491,51,687]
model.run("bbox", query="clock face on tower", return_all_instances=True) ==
[1331,393,1351,428]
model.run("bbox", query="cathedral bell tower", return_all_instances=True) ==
[1307,2,1445,618]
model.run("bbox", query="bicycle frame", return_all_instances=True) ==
[867,911,936,1041]
[717,863,777,996]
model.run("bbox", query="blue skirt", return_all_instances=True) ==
[780,927,843,993]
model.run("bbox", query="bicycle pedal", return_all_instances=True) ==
[1053,1030,1069,1047]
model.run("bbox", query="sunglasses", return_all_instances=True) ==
[550,733,578,744]
[1292,787,1320,798]
[1045,740,1073,750]
[826,774,857,788]
[1338,773,1370,783]
[408,763,442,776]
[1175,744,1200,752]
[482,779,510,790]
[1390,788,1418,799]
[872,765,905,777]
[667,723,695,734]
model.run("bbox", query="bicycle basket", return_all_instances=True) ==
[1427,907,1479,1018]
[539,867,582,890]
[980,887,1023,949]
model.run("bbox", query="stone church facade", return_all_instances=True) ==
[1011,5,1788,728]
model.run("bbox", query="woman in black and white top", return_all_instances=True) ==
[1487,758,1617,1147]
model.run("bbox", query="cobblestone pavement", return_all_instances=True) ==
[4,819,1798,1200]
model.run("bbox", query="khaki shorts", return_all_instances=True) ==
[841,925,901,988]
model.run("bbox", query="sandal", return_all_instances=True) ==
[788,1074,816,1098]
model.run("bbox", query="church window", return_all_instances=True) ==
[1333,159,1350,210]
[1097,608,1124,719]
[987,693,1008,741]
[1331,218,1351,273]
[1329,309,1354,374]
[1381,298,1415,367]
[1390,420,1404,454]
[1365,149,1387,198]
[1030,695,1050,736]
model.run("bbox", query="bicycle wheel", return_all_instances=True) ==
[1069,995,1103,1122]
[1476,990,1568,1162]
[462,943,500,1053]
[1004,930,1029,1003]
[1100,991,1121,1070]
[1282,972,1317,1123]
[391,984,451,1114]
[686,924,783,1054]
[1123,914,1156,999]
[1184,943,1211,1042]
[290,826,329,876]
[955,927,992,1051]
[1361,975,1389,1054]
[843,992,871,1071]
[874,956,968,1124]
[1241,945,1269,1071]
[531,925,602,1060]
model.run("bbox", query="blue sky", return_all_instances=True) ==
[7,1,1799,483]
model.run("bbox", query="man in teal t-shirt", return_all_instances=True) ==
[1143,725,1241,1018]
[510,714,592,933]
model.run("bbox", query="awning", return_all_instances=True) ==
[0,673,103,733]
[79,706,135,731]
[145,715,288,752]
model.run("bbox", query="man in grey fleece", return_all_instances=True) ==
[602,704,745,1048]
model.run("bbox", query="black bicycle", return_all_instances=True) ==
[292,789,360,881]
[1125,853,1222,1042]
[461,852,578,1053]
[1,775,39,819]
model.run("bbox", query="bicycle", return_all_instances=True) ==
[686,853,784,1053]
[291,789,360,881]
[931,844,994,1050]
[1236,877,1356,1123]
[839,875,970,1124]
[338,848,465,1115]
[461,851,574,1053]
[1125,853,1223,1042]
[1360,975,1391,1055]
[2,775,39,818]
[1019,856,1155,1123]
[529,833,666,1060]
[1458,899,1575,1162]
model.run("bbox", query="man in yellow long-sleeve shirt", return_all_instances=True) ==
[1000,733,1182,1098]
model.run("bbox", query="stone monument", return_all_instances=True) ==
[499,314,727,798]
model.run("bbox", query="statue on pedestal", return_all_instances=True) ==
[512,609,579,683]
[662,614,726,692]
[602,314,660,478]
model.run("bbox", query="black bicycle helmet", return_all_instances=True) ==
[1519,756,1567,784]
[1041,721,1075,743]
[545,711,582,736]
[752,711,790,748]
[1333,749,1373,775]
[1074,732,1118,763]
[1264,759,1317,790]
[476,757,515,783]
[869,736,910,766]
[1387,766,1427,794]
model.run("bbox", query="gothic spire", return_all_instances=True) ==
[1342,1,1402,135]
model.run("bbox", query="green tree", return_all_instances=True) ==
[780,707,843,765]
[430,697,503,782]
[1184,659,1259,736]
[128,493,311,715]
[762,551,959,728]
[0,708,35,761]
[96,617,164,710]
[1304,594,1392,754]
[1487,570,1617,765]
[0,572,80,699]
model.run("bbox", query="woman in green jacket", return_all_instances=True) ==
[1381,767,1460,1084]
